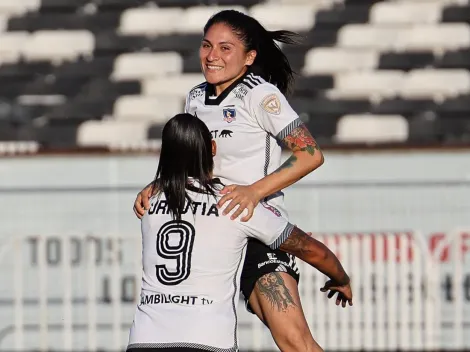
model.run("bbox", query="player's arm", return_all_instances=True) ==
[218,88,323,221]
[251,122,324,200]
[280,226,353,307]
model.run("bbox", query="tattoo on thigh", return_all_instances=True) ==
[256,273,297,312]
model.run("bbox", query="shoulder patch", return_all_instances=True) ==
[260,93,281,115]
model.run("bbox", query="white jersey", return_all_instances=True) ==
[184,69,302,216]
[127,182,294,351]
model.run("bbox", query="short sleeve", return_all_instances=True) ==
[236,203,294,249]
[184,92,191,114]
[249,84,303,141]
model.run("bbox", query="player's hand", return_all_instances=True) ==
[133,183,153,219]
[320,280,353,308]
[218,184,262,222]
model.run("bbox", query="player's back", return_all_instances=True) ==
[128,183,291,351]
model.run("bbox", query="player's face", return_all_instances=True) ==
[200,23,256,95]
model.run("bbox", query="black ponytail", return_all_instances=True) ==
[204,10,300,95]
[152,113,217,221]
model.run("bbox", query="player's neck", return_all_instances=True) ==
[214,67,248,96]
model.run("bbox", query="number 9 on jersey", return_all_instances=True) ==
[155,220,196,286]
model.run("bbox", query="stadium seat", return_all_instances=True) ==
[249,4,317,31]
[22,30,95,62]
[335,114,409,143]
[176,6,247,33]
[370,2,443,25]
[118,8,184,36]
[327,71,405,100]
[143,74,205,97]
[0,0,41,16]
[113,95,183,122]
[77,119,152,147]
[396,24,470,53]
[337,25,404,50]
[303,48,379,74]
[399,69,470,100]
[0,32,29,63]
[111,52,183,81]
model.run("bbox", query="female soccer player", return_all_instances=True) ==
[127,113,352,352]
[133,10,351,352]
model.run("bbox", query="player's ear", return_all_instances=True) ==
[245,50,256,66]
[211,140,217,157]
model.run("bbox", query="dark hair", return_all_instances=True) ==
[152,113,217,221]
[204,9,300,95]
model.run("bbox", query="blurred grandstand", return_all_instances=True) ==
[0,0,469,152]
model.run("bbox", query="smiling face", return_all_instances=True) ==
[199,22,256,96]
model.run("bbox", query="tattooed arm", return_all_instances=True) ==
[218,123,324,221]
[249,123,324,205]
[280,226,350,286]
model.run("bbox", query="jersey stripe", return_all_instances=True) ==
[276,118,304,141]
[127,342,237,352]
[244,75,260,87]
[247,73,264,84]
[269,222,295,249]
[231,243,247,350]
[263,133,270,177]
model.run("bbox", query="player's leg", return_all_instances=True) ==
[241,239,324,352]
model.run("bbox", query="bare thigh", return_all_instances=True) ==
[248,272,324,352]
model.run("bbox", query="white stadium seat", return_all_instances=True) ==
[0,15,8,32]
[396,24,470,53]
[143,74,205,97]
[77,120,152,147]
[303,48,379,75]
[118,8,184,36]
[112,52,183,81]
[0,32,29,63]
[327,71,405,100]
[0,141,39,154]
[399,69,470,100]
[370,1,443,25]
[338,25,405,50]
[0,0,40,16]
[113,95,184,123]
[22,30,94,62]
[249,4,316,31]
[335,114,409,144]
[175,6,247,34]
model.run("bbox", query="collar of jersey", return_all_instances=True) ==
[204,68,251,106]
[187,177,224,194]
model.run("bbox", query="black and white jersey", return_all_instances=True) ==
[184,69,302,216]
[127,181,294,352]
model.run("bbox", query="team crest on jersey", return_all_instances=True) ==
[261,94,281,115]
[223,108,236,123]
[261,201,282,217]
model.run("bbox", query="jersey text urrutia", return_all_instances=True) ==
[149,199,219,217]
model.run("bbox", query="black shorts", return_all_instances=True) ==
[240,238,300,313]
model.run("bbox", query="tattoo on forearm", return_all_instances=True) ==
[256,273,297,312]
[273,155,297,174]
[282,125,320,156]
[280,227,350,285]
